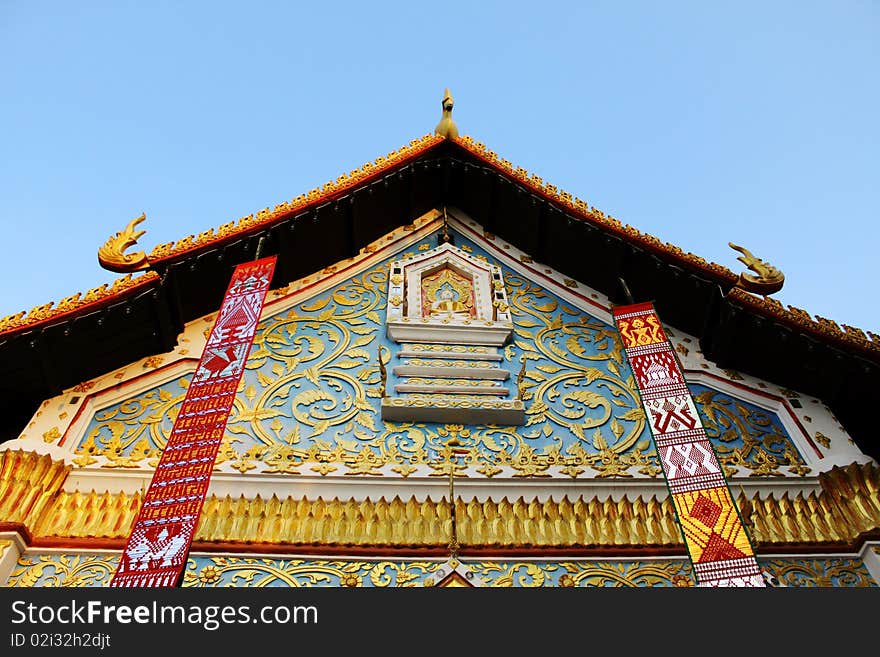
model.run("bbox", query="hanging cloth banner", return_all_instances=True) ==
[110,255,277,587]
[613,302,765,587]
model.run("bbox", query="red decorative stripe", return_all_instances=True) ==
[110,256,276,587]
[613,302,765,588]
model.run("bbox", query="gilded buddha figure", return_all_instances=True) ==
[423,269,474,318]
[430,285,468,315]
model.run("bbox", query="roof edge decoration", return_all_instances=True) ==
[727,288,880,357]
[142,134,443,265]
[1,132,877,357]
[452,135,743,283]
[0,272,159,338]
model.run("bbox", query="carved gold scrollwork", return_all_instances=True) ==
[98,213,151,273]
[182,557,445,587]
[692,386,808,476]
[8,554,119,587]
[507,276,658,477]
[758,558,876,587]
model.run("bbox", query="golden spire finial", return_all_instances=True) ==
[434,87,459,139]
[516,356,527,400]
[378,345,389,398]
[444,435,470,559]
[728,242,785,295]
[440,206,451,243]
[98,213,151,273]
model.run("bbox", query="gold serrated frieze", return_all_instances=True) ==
[6,448,879,550]
[0,450,70,524]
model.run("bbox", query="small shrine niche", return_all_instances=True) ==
[381,241,525,425]
[386,242,513,345]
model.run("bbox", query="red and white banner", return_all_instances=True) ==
[110,256,277,587]
[613,302,765,587]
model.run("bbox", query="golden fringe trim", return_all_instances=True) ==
[2,450,879,549]
[0,450,70,524]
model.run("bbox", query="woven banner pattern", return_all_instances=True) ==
[110,256,277,587]
[613,302,764,587]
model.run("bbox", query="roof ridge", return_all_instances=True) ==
[0,272,159,337]
[147,134,443,263]
[0,133,443,337]
[452,135,739,284]
[449,135,879,356]
[727,287,880,356]
[1,133,878,358]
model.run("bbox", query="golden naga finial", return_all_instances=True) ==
[98,213,151,273]
[728,242,785,295]
[434,87,459,139]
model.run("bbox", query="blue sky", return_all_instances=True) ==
[1,2,877,332]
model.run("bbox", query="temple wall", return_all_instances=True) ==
[4,551,876,587]
[4,214,868,495]
[1,212,877,587]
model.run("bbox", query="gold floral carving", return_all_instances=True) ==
[76,263,662,478]
[181,557,693,587]
[183,557,442,587]
[7,553,875,587]
[73,376,190,467]
[142,356,164,369]
[758,558,876,587]
[479,561,690,587]
[692,388,809,477]
[77,256,806,480]
[505,276,658,477]
[7,554,118,587]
